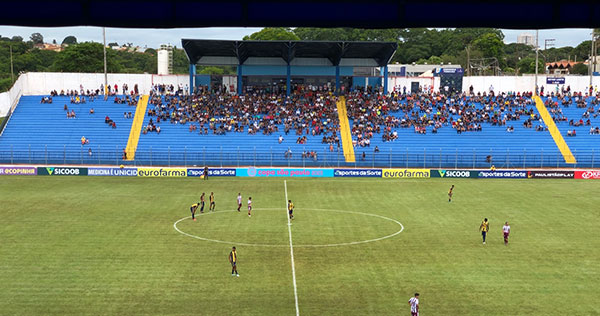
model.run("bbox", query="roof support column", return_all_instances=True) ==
[189,64,196,95]
[286,63,291,97]
[335,65,340,96]
[237,64,243,95]
[383,65,388,95]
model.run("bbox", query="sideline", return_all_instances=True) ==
[285,180,300,316]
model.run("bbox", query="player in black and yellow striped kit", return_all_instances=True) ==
[229,247,239,277]
[190,202,199,221]
[288,200,294,220]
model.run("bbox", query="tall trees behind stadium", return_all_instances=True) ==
[245,27,594,76]
[0,28,596,92]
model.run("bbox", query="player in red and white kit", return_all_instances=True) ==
[503,222,511,245]
[408,293,419,316]
[237,193,242,212]
[247,197,252,217]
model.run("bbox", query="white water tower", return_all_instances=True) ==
[157,44,173,75]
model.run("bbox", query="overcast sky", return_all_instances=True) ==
[0,26,593,49]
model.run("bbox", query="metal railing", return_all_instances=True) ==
[0,145,597,168]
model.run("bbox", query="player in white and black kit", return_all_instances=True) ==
[503,222,511,245]
[237,193,242,212]
[408,293,419,316]
[247,197,252,217]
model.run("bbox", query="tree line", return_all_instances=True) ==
[244,27,595,76]
[0,33,189,92]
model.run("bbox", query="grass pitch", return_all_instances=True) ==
[0,176,599,315]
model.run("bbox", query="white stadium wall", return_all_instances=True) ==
[460,75,600,94]
[0,72,189,117]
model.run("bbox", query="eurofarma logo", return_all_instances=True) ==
[382,169,430,178]
[137,168,187,177]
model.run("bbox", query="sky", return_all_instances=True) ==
[0,26,593,49]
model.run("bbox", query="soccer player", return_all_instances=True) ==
[448,185,454,202]
[288,200,294,220]
[203,166,209,180]
[200,193,205,213]
[237,193,242,212]
[408,293,419,316]
[503,221,511,245]
[209,192,215,211]
[190,202,199,221]
[480,218,490,244]
[247,197,252,217]
[229,247,239,277]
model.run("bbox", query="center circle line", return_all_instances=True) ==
[173,208,404,248]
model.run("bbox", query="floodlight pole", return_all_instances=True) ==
[9,45,14,83]
[103,27,108,100]
[590,31,594,87]
[535,30,539,95]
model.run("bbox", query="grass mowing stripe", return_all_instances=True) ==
[285,180,300,316]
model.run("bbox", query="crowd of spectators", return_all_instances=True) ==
[144,85,341,148]
[42,82,600,159]
[345,89,547,146]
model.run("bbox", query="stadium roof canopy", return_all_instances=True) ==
[2,1,600,29]
[182,40,398,67]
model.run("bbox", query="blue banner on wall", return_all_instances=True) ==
[334,169,382,177]
[546,77,565,84]
[477,170,527,179]
[88,167,138,176]
[187,168,236,177]
[236,167,333,177]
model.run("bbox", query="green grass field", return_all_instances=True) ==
[0,176,599,315]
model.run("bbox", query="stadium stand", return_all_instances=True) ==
[2,89,600,168]
[0,95,135,164]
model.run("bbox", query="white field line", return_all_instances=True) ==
[285,180,300,316]
[173,208,404,247]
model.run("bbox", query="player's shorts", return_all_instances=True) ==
[504,233,509,239]
[231,262,236,267]
[248,206,252,211]
[210,202,215,205]
[288,210,293,214]
[411,312,419,316]
[238,203,242,207]
[190,207,195,213]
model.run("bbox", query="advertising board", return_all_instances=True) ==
[381,169,430,178]
[37,167,88,176]
[187,168,236,177]
[527,171,574,179]
[0,166,37,175]
[88,168,138,176]
[137,168,187,177]
[333,169,382,177]
[237,167,333,177]
[575,170,600,179]
[430,169,477,178]
[477,170,527,178]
